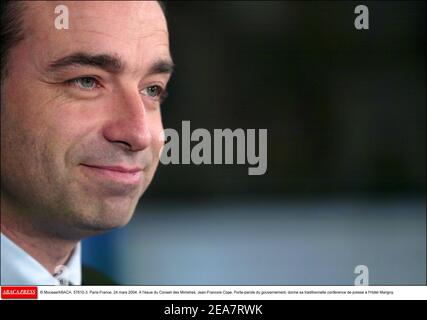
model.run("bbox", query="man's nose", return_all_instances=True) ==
[102,91,152,152]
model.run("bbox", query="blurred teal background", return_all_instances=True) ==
[83,1,426,285]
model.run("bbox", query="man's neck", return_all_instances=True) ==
[1,215,78,275]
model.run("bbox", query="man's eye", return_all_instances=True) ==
[141,85,167,101]
[67,77,99,90]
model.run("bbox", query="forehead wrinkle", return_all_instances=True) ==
[68,7,168,35]
[26,2,171,79]
[71,25,169,44]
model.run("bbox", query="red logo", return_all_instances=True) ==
[1,286,38,299]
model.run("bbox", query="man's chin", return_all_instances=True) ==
[71,203,138,236]
[61,185,143,237]
[74,214,134,237]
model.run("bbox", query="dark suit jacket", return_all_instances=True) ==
[81,265,117,285]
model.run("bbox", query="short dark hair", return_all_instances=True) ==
[158,1,167,15]
[0,1,167,81]
[0,1,27,81]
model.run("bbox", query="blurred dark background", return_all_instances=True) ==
[83,1,426,285]
[151,0,425,199]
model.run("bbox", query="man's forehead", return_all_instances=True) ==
[27,1,168,42]
[26,1,171,74]
[43,1,165,22]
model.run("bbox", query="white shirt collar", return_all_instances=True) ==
[0,233,82,285]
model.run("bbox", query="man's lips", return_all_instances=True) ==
[82,164,142,173]
[80,164,143,185]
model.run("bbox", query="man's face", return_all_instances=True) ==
[0,1,172,238]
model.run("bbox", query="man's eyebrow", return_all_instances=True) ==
[146,59,175,76]
[47,52,124,74]
[47,53,174,77]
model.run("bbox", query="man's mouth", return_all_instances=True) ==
[80,164,143,185]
